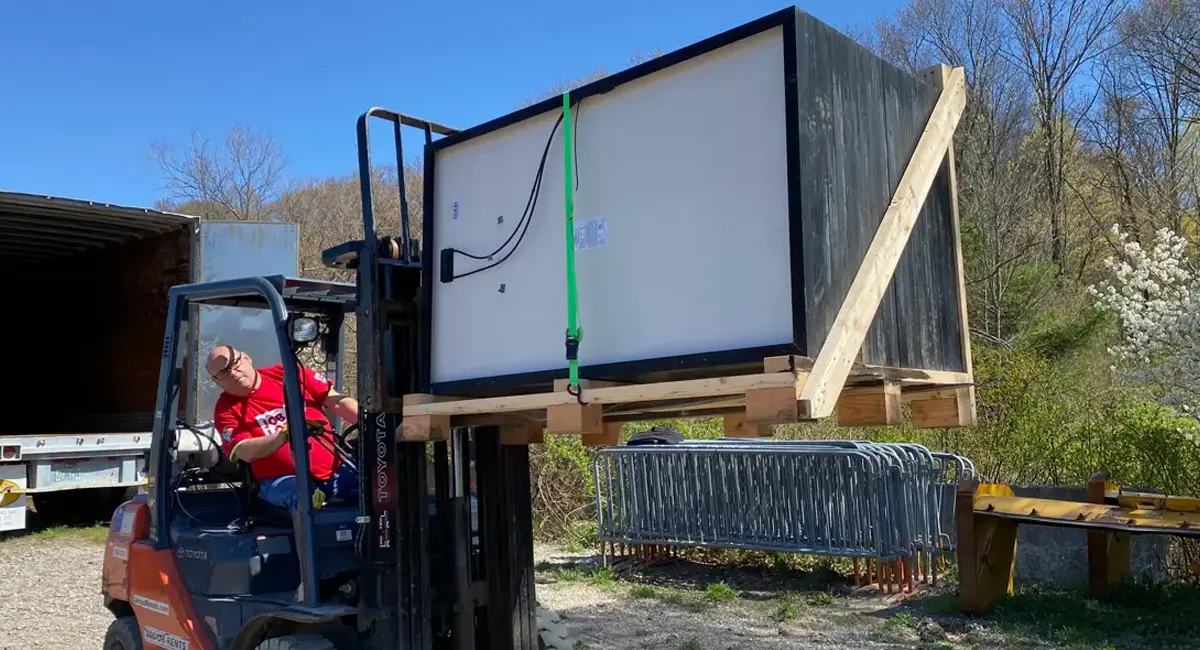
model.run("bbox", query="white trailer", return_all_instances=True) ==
[0,192,301,531]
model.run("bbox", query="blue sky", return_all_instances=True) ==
[0,1,902,209]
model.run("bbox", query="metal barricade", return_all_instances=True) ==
[591,438,974,588]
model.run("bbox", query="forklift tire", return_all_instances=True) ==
[253,635,336,650]
[537,604,578,650]
[103,616,143,650]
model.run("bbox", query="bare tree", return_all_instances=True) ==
[872,0,1049,346]
[1000,0,1127,278]
[1124,0,1200,97]
[150,124,288,221]
[1116,0,1200,233]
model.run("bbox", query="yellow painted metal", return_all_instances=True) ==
[975,483,1014,498]
[1114,490,1200,514]
[974,494,1200,535]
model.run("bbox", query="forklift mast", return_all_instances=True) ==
[323,109,541,648]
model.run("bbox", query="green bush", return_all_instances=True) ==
[528,417,722,541]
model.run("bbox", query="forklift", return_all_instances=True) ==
[100,109,577,650]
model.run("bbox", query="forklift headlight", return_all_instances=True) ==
[291,317,319,343]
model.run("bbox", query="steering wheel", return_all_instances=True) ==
[302,421,358,468]
[337,422,359,446]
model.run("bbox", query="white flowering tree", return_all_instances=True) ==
[1090,224,1200,410]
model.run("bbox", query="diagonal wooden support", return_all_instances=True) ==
[798,65,968,420]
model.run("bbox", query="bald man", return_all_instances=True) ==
[206,344,360,513]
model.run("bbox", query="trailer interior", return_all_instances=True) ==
[0,192,196,436]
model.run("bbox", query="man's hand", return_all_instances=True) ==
[323,388,359,425]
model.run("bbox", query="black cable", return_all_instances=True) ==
[446,101,575,279]
[449,159,546,280]
[447,111,560,272]
[170,423,246,528]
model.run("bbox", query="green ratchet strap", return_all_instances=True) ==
[562,91,582,393]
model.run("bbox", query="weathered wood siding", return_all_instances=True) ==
[793,10,966,373]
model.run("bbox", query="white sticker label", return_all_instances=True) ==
[120,512,134,536]
[574,217,607,251]
[255,408,287,437]
[111,545,128,561]
[133,595,171,616]
[144,626,189,650]
[336,529,353,542]
[452,200,461,220]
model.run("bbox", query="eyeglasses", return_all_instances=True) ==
[212,351,243,381]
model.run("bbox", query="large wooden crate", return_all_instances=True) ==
[411,7,974,436]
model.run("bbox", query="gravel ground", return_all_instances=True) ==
[0,530,962,650]
[0,533,111,650]
[3,530,1176,650]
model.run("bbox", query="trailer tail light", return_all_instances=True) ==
[0,445,20,461]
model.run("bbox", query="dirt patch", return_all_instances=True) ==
[531,544,971,650]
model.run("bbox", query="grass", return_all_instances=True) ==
[882,611,917,633]
[703,581,737,604]
[617,581,724,613]
[538,561,619,590]
[913,582,1200,650]
[867,611,920,646]
[10,524,110,545]
[770,592,802,622]
[805,591,834,606]
[629,584,658,599]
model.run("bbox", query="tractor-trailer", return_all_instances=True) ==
[0,191,300,532]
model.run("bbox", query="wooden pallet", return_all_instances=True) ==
[399,354,975,445]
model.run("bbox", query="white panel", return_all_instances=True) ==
[190,222,299,422]
[431,26,792,384]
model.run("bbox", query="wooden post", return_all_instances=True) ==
[956,479,1018,615]
[723,413,773,437]
[836,382,902,427]
[581,422,623,447]
[547,379,626,435]
[911,387,976,428]
[1087,472,1131,599]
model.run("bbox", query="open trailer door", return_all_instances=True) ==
[184,221,300,424]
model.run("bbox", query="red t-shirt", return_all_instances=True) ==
[214,364,340,482]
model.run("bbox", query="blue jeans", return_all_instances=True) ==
[258,462,359,513]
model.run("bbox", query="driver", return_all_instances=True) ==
[206,344,359,513]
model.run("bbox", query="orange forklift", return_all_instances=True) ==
[99,110,575,649]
